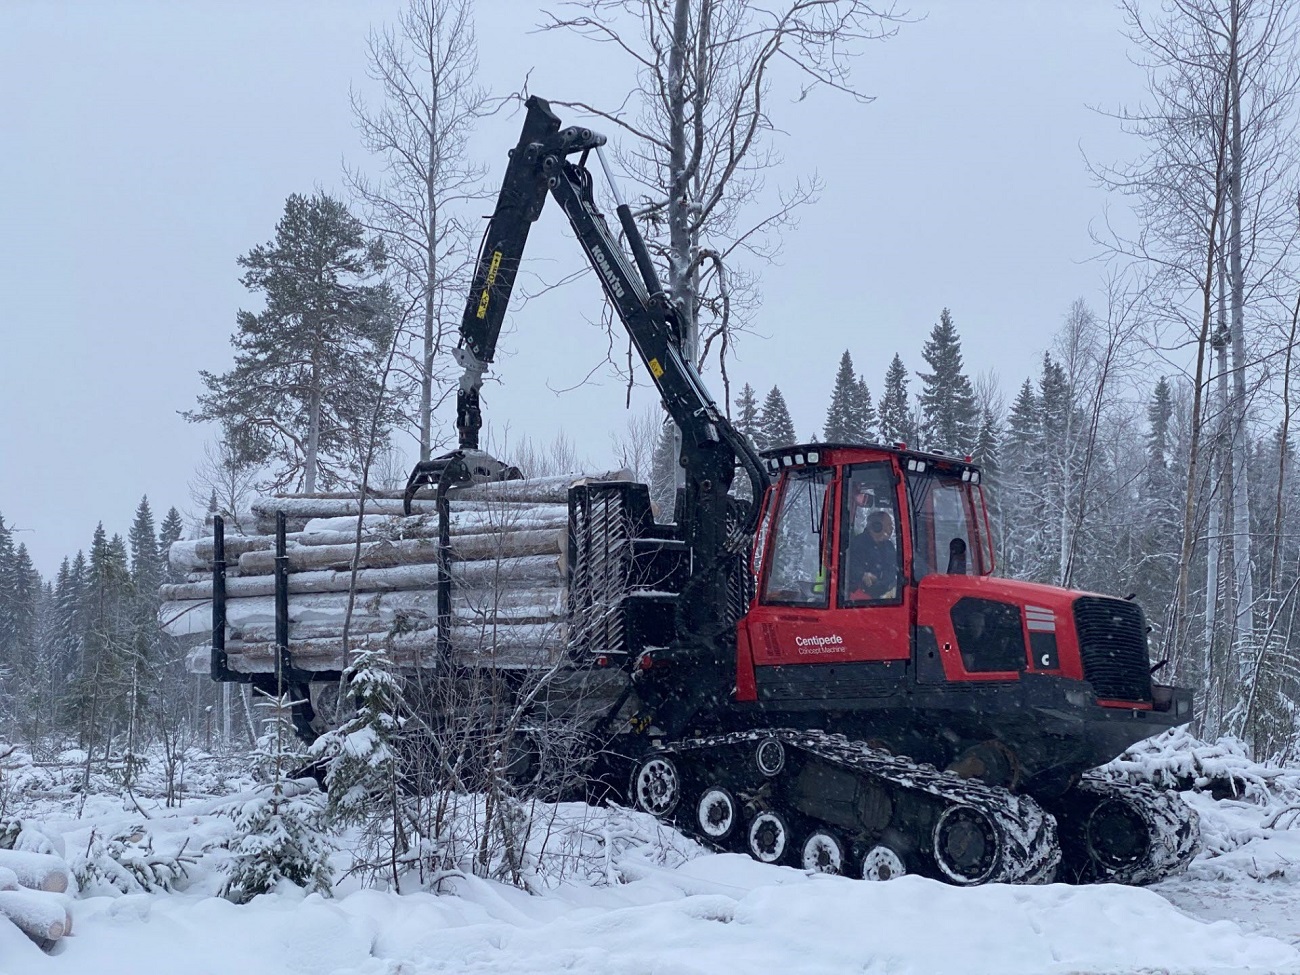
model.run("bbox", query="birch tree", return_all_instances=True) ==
[542,0,902,472]
[1093,0,1300,726]
[348,0,489,463]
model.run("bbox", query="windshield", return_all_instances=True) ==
[761,467,832,606]
[906,470,991,579]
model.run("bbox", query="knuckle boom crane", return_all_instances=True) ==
[235,96,1204,886]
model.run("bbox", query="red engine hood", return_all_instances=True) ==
[917,573,1095,614]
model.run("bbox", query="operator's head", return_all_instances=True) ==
[867,510,893,540]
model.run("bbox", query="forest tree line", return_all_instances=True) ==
[3,0,1300,770]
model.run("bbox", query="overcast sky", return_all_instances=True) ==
[1,0,1146,576]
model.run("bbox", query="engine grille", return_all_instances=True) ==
[1072,597,1153,702]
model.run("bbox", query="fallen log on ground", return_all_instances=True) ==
[0,889,70,944]
[0,851,68,894]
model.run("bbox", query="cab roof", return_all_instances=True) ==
[759,442,983,479]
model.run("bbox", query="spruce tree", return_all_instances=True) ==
[734,383,761,449]
[823,351,859,442]
[187,192,397,492]
[878,354,913,445]
[854,377,877,443]
[757,386,797,450]
[917,309,978,453]
[649,420,677,517]
[1147,376,1174,471]
[222,692,333,903]
[159,507,185,585]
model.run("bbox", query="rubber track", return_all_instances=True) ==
[662,728,1061,885]
[1070,772,1201,885]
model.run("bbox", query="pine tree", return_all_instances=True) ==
[878,354,914,445]
[757,386,797,450]
[917,309,979,453]
[823,351,859,442]
[186,192,397,492]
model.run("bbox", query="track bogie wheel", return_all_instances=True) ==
[631,755,681,818]
[932,804,1000,885]
[860,845,907,881]
[747,810,791,864]
[800,830,845,875]
[696,787,738,842]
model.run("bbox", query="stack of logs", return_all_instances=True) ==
[160,471,631,675]
[0,849,73,947]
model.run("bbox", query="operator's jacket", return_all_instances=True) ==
[847,532,897,599]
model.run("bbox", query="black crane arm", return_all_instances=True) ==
[410,97,768,534]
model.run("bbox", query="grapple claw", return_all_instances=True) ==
[402,449,524,514]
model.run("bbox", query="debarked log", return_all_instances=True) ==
[0,889,71,944]
[160,555,561,603]
[232,528,564,575]
[0,851,68,895]
[172,506,570,571]
[221,623,567,672]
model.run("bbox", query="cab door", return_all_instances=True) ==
[740,461,910,676]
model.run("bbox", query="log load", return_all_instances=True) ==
[165,471,632,675]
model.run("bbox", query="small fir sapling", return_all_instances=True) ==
[220,691,333,903]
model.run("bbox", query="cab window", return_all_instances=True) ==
[908,472,986,580]
[761,467,832,606]
[839,463,902,606]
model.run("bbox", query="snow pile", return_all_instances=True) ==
[15,853,1297,975]
[1100,727,1300,801]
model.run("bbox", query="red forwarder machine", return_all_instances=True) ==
[217,97,1200,886]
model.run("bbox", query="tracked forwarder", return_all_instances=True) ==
[195,96,1200,886]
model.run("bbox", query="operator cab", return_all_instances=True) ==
[752,442,993,611]
[736,442,1007,701]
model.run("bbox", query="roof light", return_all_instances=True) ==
[807,450,820,464]
[971,471,981,484]
[793,453,805,465]
[782,455,794,467]
[962,470,971,481]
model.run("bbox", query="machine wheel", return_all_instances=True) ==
[747,811,791,864]
[695,787,738,842]
[631,756,681,818]
[755,737,786,777]
[800,830,845,874]
[932,804,1001,885]
[860,844,907,881]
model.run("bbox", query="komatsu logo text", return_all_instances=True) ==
[476,250,503,319]
[591,245,625,299]
[795,634,845,655]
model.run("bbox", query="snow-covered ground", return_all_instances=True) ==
[3,734,1300,975]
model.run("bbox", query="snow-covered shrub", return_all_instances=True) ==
[72,826,195,895]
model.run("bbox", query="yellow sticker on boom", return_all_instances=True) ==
[476,250,503,319]
[648,357,664,379]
